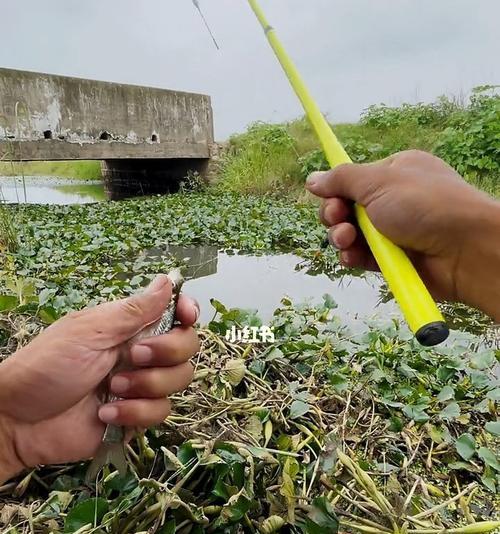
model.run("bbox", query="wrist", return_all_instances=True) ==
[0,414,25,484]
[457,198,500,321]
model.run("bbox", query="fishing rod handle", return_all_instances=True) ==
[355,205,448,346]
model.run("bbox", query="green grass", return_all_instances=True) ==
[214,117,444,197]
[0,160,102,180]
[216,90,500,198]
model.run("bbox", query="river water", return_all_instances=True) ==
[0,175,400,329]
[0,176,105,204]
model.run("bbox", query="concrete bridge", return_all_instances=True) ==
[0,68,215,199]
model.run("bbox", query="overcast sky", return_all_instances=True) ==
[1,1,498,139]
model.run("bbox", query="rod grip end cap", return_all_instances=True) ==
[416,322,449,347]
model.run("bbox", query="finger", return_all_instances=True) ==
[328,223,357,250]
[98,397,171,427]
[63,275,173,349]
[110,362,194,398]
[340,245,379,272]
[175,295,200,326]
[319,197,352,227]
[130,326,200,367]
[306,161,388,204]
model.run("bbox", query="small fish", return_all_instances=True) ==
[86,269,184,483]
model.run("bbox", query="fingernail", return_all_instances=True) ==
[99,405,119,424]
[194,301,200,322]
[111,376,130,394]
[132,345,153,365]
[306,171,325,189]
[144,274,169,294]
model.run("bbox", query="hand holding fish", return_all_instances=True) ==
[0,275,199,484]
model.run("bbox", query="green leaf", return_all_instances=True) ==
[478,447,500,472]
[487,388,500,401]
[36,491,73,520]
[213,490,252,527]
[455,433,476,461]
[210,298,228,315]
[303,496,339,533]
[64,497,108,532]
[469,349,495,370]
[38,288,55,306]
[485,421,500,436]
[0,295,18,312]
[426,424,444,444]
[38,305,60,324]
[389,416,403,432]
[103,470,138,494]
[289,400,310,420]
[439,402,460,421]
[329,373,349,393]
[437,385,455,402]
[177,443,197,467]
[403,404,429,423]
[481,467,497,493]
[159,519,176,534]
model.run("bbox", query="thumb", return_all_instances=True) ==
[81,274,173,347]
[305,161,388,204]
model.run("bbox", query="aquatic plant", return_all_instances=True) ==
[0,297,498,532]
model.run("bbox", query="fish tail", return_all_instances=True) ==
[85,442,128,485]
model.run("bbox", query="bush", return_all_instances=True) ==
[298,136,387,180]
[216,89,499,197]
[298,149,329,178]
[361,96,462,129]
[434,86,500,180]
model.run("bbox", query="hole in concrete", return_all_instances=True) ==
[99,131,111,141]
[43,130,52,140]
[151,134,158,143]
[58,134,66,140]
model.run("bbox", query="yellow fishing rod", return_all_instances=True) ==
[248,0,449,347]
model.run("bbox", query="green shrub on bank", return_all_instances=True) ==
[434,86,500,183]
[361,95,463,129]
[218,89,500,197]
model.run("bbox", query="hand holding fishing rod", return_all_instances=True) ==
[309,149,500,325]
[247,0,449,346]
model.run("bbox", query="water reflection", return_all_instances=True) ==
[154,244,397,326]
[0,176,105,204]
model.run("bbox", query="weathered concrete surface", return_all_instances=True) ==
[0,68,214,161]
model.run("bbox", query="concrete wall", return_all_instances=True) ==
[101,158,209,200]
[0,68,214,161]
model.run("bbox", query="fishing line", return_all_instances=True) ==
[191,0,220,50]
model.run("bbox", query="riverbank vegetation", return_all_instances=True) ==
[217,86,500,197]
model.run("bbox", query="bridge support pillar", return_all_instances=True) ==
[101,158,209,200]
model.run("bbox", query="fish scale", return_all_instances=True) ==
[86,269,184,483]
